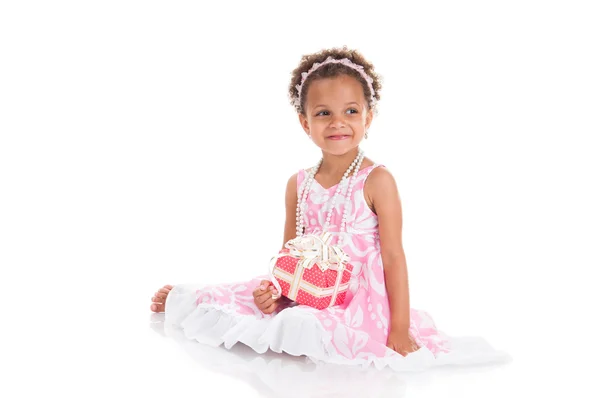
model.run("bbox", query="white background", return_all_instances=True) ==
[1,1,598,397]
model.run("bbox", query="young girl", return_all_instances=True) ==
[150,46,508,371]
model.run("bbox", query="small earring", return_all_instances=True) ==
[365,130,369,139]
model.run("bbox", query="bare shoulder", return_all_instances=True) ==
[286,172,299,196]
[366,165,397,188]
[288,171,299,183]
[364,165,400,214]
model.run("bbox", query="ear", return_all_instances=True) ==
[365,108,374,130]
[298,113,310,135]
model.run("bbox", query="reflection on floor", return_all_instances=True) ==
[150,313,508,398]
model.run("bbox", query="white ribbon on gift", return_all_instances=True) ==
[268,231,351,308]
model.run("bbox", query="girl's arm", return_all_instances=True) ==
[254,173,299,315]
[283,172,299,249]
[273,172,300,308]
[365,167,411,331]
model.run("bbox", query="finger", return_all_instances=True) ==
[253,284,270,297]
[263,301,279,314]
[155,292,167,299]
[404,343,418,354]
[151,296,163,303]
[394,346,407,357]
[265,285,280,298]
[159,287,171,294]
[260,280,271,290]
[266,294,281,306]
[258,297,275,312]
[254,291,274,306]
[409,337,419,351]
[268,286,281,299]
[256,292,274,306]
[255,284,267,293]
[261,294,278,307]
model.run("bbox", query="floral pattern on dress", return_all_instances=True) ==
[167,164,453,368]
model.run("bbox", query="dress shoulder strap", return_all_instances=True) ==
[296,168,310,191]
[361,163,386,185]
[365,163,385,174]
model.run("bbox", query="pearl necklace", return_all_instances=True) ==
[296,149,365,237]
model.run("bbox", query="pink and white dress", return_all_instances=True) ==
[165,164,508,371]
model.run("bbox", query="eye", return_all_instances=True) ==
[316,109,358,116]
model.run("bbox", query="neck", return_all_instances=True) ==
[319,147,361,175]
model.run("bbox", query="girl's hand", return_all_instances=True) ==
[386,329,420,356]
[252,280,281,315]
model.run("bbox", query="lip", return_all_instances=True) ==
[327,135,351,140]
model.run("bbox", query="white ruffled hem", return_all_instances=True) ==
[165,284,510,372]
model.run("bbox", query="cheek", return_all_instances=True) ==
[352,119,366,129]
[310,120,328,129]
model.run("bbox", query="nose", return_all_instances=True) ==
[329,114,346,129]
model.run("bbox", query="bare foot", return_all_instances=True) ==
[150,285,173,313]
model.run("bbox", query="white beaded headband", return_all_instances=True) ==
[293,56,376,109]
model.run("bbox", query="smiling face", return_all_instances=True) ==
[298,74,373,156]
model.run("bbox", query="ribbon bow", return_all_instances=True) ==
[284,231,350,272]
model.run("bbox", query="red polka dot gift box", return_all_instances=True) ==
[269,232,353,310]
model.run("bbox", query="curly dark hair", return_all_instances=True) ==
[288,45,383,116]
